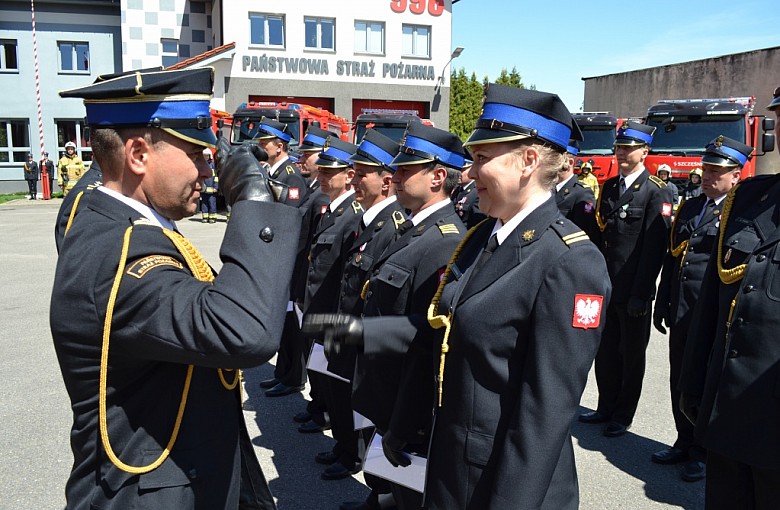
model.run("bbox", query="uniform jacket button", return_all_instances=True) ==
[744,285,754,293]
[260,227,274,242]
[756,254,766,262]
[728,349,738,358]
[188,468,198,479]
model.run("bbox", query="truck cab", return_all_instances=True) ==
[353,112,432,144]
[572,112,619,184]
[645,97,775,184]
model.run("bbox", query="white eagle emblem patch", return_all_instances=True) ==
[573,294,604,329]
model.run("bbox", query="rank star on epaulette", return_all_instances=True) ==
[416,225,426,233]
[438,223,460,235]
[522,229,535,241]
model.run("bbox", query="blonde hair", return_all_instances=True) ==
[508,140,567,190]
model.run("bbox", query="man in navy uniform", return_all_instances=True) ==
[305,123,467,509]
[51,67,300,509]
[653,135,750,483]
[680,88,780,510]
[261,126,332,398]
[556,139,596,234]
[300,137,364,445]
[580,120,673,437]
[254,117,309,208]
[451,159,485,229]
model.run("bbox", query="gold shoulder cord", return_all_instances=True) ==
[427,218,488,407]
[63,190,85,237]
[670,200,689,271]
[594,188,607,232]
[717,184,746,285]
[99,226,238,475]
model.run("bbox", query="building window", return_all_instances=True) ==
[1,40,18,72]
[304,17,335,51]
[0,119,30,164]
[161,39,178,67]
[401,24,430,58]
[58,41,90,73]
[354,21,384,55]
[56,120,92,163]
[250,13,285,48]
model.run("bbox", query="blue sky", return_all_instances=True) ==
[451,0,780,111]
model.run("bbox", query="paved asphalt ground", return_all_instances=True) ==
[1,197,704,509]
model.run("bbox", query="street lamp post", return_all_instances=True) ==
[436,46,465,90]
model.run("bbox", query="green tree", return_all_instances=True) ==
[495,67,524,89]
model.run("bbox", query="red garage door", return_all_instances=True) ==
[248,95,333,112]
[352,99,430,122]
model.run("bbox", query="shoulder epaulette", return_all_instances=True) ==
[648,175,666,188]
[437,223,461,235]
[391,210,406,230]
[351,201,364,214]
[551,220,590,247]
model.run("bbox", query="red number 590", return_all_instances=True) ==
[390,0,445,16]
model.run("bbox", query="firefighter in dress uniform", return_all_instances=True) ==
[679,87,780,510]
[652,135,751,483]
[579,121,674,437]
[200,148,218,223]
[253,117,310,208]
[555,140,597,234]
[51,67,300,509]
[305,85,611,510]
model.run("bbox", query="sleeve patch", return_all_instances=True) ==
[288,187,300,201]
[126,255,183,279]
[662,203,673,217]
[573,294,603,329]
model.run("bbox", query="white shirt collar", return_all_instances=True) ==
[97,186,177,230]
[361,195,397,227]
[490,192,551,245]
[411,198,452,226]
[555,175,575,193]
[329,189,355,212]
[619,167,645,190]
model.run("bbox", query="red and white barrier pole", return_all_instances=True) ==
[31,0,50,199]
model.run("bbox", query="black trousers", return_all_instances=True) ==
[324,376,360,465]
[706,449,780,510]
[273,311,307,387]
[26,179,37,198]
[594,301,651,425]
[669,317,704,458]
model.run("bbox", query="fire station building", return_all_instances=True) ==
[0,0,456,191]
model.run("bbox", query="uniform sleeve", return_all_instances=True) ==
[488,244,611,509]
[631,185,673,301]
[109,200,301,368]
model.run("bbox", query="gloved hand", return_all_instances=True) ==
[627,296,650,318]
[301,314,363,357]
[216,143,286,206]
[679,393,700,426]
[381,430,411,468]
[652,306,670,334]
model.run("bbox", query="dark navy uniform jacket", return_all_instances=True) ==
[681,174,780,469]
[303,193,364,315]
[268,156,309,208]
[354,203,465,440]
[595,169,673,303]
[328,199,405,379]
[50,191,299,509]
[362,198,610,509]
[555,175,597,235]
[54,163,103,253]
[656,195,721,326]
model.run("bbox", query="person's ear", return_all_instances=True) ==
[125,136,150,176]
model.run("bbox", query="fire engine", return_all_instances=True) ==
[572,112,620,184]
[353,110,434,144]
[230,102,351,150]
[644,97,775,184]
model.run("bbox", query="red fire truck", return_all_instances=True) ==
[353,109,434,144]
[644,97,775,183]
[572,112,620,184]
[230,102,351,150]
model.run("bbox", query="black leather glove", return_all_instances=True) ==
[301,314,364,357]
[627,296,650,318]
[381,430,411,468]
[679,393,700,426]
[652,306,670,335]
[216,143,286,206]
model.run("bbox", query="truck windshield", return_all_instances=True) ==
[579,126,616,155]
[355,123,409,144]
[646,115,745,153]
[231,117,301,146]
